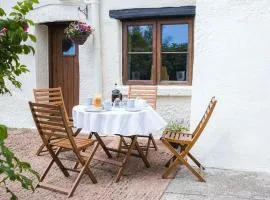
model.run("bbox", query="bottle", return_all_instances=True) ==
[111,83,122,103]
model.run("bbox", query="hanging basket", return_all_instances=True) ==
[70,33,90,45]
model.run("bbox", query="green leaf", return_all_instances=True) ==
[28,34,36,42]
[0,124,8,140]
[20,162,31,169]
[0,8,6,16]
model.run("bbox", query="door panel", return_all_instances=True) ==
[49,24,79,117]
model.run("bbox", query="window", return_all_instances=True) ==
[62,38,76,56]
[122,18,194,85]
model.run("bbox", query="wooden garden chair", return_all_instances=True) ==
[118,85,158,157]
[33,87,81,155]
[161,97,217,182]
[29,102,99,197]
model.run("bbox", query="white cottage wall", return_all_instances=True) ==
[1,0,196,128]
[191,0,270,172]
[99,0,196,124]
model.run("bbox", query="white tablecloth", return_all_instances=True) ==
[72,105,167,137]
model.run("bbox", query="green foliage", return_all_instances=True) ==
[0,125,40,200]
[165,121,188,132]
[0,0,39,95]
[0,1,40,199]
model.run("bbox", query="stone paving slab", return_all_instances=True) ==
[161,167,270,200]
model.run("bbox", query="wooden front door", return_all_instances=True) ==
[49,23,79,117]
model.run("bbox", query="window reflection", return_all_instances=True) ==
[62,38,76,56]
[161,24,189,81]
[127,25,153,80]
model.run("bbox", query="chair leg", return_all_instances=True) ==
[165,156,176,168]
[82,143,99,184]
[161,139,205,182]
[68,143,99,197]
[162,158,182,179]
[39,147,69,183]
[188,152,205,170]
[115,136,137,182]
[88,132,93,139]
[73,128,82,137]
[47,146,70,177]
[179,155,205,182]
[73,162,80,169]
[36,143,46,156]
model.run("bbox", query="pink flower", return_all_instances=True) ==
[22,23,29,32]
[0,27,8,33]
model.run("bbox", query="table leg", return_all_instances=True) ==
[92,132,112,158]
[115,135,138,182]
[135,140,150,168]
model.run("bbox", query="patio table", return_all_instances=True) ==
[72,105,167,182]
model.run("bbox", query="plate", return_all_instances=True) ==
[85,107,105,112]
[125,108,141,112]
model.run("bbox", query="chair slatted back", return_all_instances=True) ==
[29,102,77,150]
[185,97,217,153]
[128,85,157,109]
[33,87,69,121]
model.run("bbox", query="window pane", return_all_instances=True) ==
[161,53,188,81]
[62,38,76,56]
[162,24,188,52]
[128,25,153,52]
[128,54,152,80]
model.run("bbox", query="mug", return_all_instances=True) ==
[103,99,112,110]
[127,99,135,108]
[136,99,147,108]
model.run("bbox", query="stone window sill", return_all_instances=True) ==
[119,85,192,97]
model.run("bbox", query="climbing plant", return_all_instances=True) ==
[0,0,39,199]
[0,0,38,95]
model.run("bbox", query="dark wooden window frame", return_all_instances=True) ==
[122,17,194,85]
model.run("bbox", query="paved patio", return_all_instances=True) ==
[2,129,270,199]
[162,167,270,200]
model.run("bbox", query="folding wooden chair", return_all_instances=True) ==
[29,102,99,197]
[161,97,217,182]
[117,85,158,157]
[33,87,81,155]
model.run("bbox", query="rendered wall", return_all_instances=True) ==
[100,0,196,124]
[191,0,270,172]
[0,0,195,128]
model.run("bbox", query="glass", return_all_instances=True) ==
[93,95,102,108]
[161,24,188,52]
[128,54,152,80]
[113,98,121,107]
[62,38,76,56]
[128,25,153,52]
[161,53,188,81]
[127,24,153,81]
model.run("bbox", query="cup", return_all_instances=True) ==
[136,99,147,108]
[127,99,135,108]
[87,97,93,107]
[103,99,112,110]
